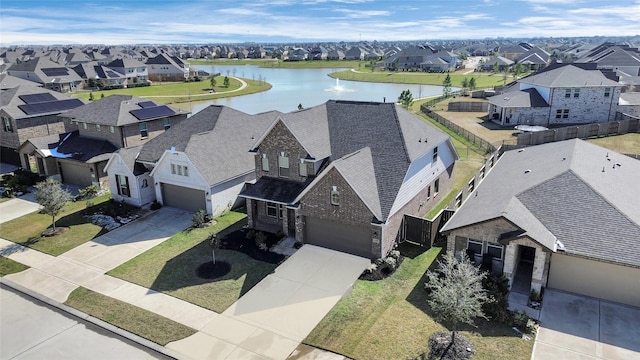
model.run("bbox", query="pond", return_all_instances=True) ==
[185,65,445,114]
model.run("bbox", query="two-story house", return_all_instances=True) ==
[487,64,623,126]
[240,100,458,259]
[18,95,187,188]
[6,57,83,93]
[1,84,85,165]
[145,53,190,82]
[105,58,148,86]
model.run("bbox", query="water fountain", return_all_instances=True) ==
[325,77,355,93]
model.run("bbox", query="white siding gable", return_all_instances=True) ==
[151,151,209,208]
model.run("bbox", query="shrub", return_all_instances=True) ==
[150,200,162,210]
[254,231,268,251]
[389,250,400,259]
[76,185,99,201]
[529,289,542,303]
[384,256,397,269]
[512,310,535,334]
[482,275,511,324]
[191,209,210,228]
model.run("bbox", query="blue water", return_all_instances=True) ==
[189,65,444,115]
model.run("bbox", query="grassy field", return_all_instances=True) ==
[304,244,533,360]
[0,256,29,276]
[189,58,361,69]
[0,194,112,256]
[330,70,507,88]
[586,133,640,155]
[108,211,278,313]
[73,77,271,105]
[65,287,196,345]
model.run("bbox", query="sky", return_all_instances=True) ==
[1,0,639,45]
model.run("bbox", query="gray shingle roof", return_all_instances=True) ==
[518,64,620,88]
[489,88,549,108]
[114,145,146,175]
[332,147,382,220]
[1,84,87,119]
[241,177,310,204]
[60,94,185,126]
[442,139,640,266]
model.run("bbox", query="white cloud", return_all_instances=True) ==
[331,8,391,18]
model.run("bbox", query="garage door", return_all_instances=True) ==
[161,183,206,213]
[59,162,92,186]
[305,217,372,258]
[548,253,640,307]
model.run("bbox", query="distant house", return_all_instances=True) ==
[240,100,458,259]
[105,58,148,86]
[6,57,83,93]
[145,53,190,82]
[106,105,277,214]
[344,47,368,61]
[287,48,309,61]
[478,56,514,72]
[487,64,623,126]
[326,49,345,61]
[1,85,85,165]
[441,139,640,308]
[71,62,126,89]
[385,45,433,71]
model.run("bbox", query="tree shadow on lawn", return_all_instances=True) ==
[149,228,285,310]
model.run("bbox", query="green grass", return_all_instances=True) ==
[65,287,196,345]
[0,256,29,276]
[108,211,279,313]
[0,194,112,256]
[330,70,506,88]
[73,77,271,105]
[304,245,533,360]
[189,58,362,69]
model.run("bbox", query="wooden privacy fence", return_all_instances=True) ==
[401,209,455,248]
[447,101,489,112]
[517,117,640,146]
[421,107,498,154]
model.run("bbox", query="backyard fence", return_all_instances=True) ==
[421,106,498,154]
[447,101,489,112]
[517,116,640,146]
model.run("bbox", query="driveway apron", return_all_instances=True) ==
[533,289,640,360]
[167,245,370,360]
[0,195,41,224]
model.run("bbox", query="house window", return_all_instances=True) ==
[432,146,438,163]
[140,123,148,138]
[261,154,269,172]
[467,239,483,255]
[556,109,563,119]
[266,202,278,217]
[455,192,463,207]
[163,118,171,130]
[573,88,580,98]
[171,163,188,176]
[96,124,101,132]
[82,122,87,129]
[487,243,504,260]
[604,87,611,97]
[434,178,440,195]
[468,178,475,192]
[116,174,130,197]
[480,165,486,179]
[562,109,569,119]
[565,89,571,98]
[3,117,13,132]
[427,185,431,198]
[330,186,340,205]
[278,153,289,177]
[299,159,307,177]
[110,126,115,133]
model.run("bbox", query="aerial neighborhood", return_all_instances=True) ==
[1,34,639,360]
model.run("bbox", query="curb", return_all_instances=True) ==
[0,277,183,360]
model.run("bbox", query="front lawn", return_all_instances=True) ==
[108,211,279,313]
[0,194,114,256]
[304,244,533,360]
[65,287,196,345]
[0,256,29,276]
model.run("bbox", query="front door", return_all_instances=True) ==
[512,245,535,294]
[287,209,296,236]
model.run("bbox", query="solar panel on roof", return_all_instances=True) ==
[19,93,57,104]
[129,105,176,120]
[18,98,84,115]
[106,71,120,78]
[137,101,156,108]
[41,67,70,77]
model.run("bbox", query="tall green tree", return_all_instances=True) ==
[492,61,499,74]
[469,77,477,91]
[442,74,452,97]
[223,76,230,87]
[461,77,469,95]
[425,252,491,346]
[398,89,414,109]
[209,75,217,90]
[34,178,72,231]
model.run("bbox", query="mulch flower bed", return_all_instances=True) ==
[218,228,285,264]
[359,255,404,281]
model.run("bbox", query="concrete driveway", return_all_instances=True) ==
[533,289,640,360]
[0,284,170,360]
[60,206,192,272]
[0,193,40,224]
[167,245,370,360]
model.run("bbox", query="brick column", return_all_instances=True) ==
[531,249,548,293]
[503,243,517,287]
[246,199,255,228]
